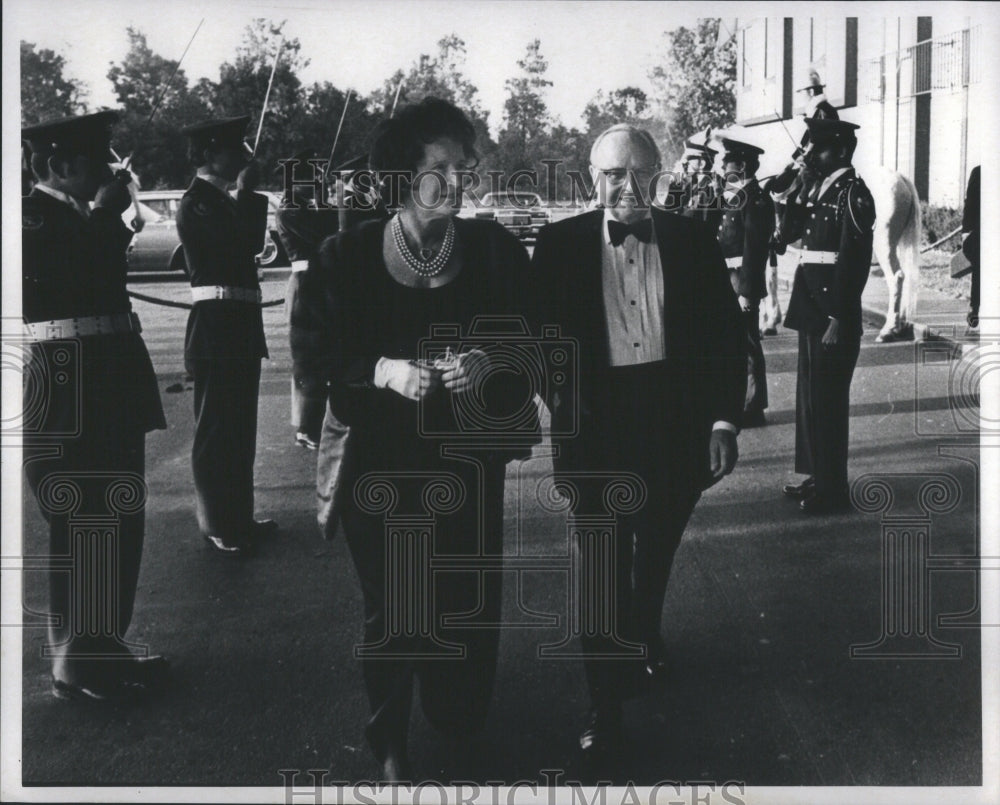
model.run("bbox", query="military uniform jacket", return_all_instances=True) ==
[22,189,165,435]
[275,198,340,263]
[177,177,269,361]
[780,169,875,338]
[716,179,772,300]
[679,173,724,230]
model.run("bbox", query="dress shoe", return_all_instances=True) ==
[782,478,816,499]
[52,675,138,703]
[799,492,852,514]
[113,655,171,689]
[761,326,778,336]
[644,638,671,682]
[295,431,319,450]
[251,519,279,538]
[203,533,250,555]
[741,410,767,429]
[579,704,622,768]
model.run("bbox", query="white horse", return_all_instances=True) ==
[865,165,922,342]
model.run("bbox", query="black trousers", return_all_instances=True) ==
[286,273,326,438]
[190,356,261,538]
[24,423,147,668]
[794,331,860,498]
[340,451,506,761]
[744,302,768,415]
[573,361,701,708]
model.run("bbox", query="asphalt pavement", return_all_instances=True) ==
[18,261,982,790]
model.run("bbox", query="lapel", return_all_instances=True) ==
[573,210,609,366]
[651,207,685,351]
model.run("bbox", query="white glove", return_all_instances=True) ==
[373,357,440,400]
[439,349,491,394]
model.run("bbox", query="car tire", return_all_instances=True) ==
[257,231,281,268]
[170,246,189,278]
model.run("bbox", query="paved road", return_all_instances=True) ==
[19,276,981,789]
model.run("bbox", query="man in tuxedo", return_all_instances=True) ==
[531,124,746,767]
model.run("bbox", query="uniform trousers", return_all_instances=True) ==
[340,448,506,762]
[24,419,146,665]
[190,356,261,538]
[794,331,860,498]
[744,303,768,416]
[571,361,700,707]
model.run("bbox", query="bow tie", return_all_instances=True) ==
[607,217,653,247]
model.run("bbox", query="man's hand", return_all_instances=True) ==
[439,349,490,394]
[708,429,738,483]
[822,317,840,348]
[373,358,441,401]
[93,175,132,215]
[738,295,753,313]
[237,160,260,193]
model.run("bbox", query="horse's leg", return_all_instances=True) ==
[761,260,782,334]
[874,222,910,342]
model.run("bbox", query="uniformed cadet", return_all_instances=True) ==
[676,135,723,230]
[275,148,339,449]
[716,136,772,427]
[22,111,169,700]
[776,119,875,513]
[177,116,277,555]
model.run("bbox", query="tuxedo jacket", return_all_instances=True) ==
[531,208,746,491]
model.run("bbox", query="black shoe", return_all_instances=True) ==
[51,674,140,703]
[644,638,671,682]
[203,533,250,555]
[295,432,319,450]
[762,326,778,336]
[579,703,622,769]
[799,492,852,514]
[782,478,816,499]
[742,410,767,429]
[113,655,171,690]
[251,519,279,538]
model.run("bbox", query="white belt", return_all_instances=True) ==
[24,312,141,341]
[191,285,262,303]
[724,256,743,269]
[793,248,839,265]
[290,260,309,273]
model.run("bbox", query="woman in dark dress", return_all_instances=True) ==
[292,98,537,780]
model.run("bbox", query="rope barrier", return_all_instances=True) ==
[127,290,286,309]
[920,225,962,254]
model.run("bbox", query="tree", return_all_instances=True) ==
[210,19,310,185]
[648,19,736,165]
[583,87,652,136]
[497,39,553,173]
[21,41,86,125]
[366,35,497,174]
[106,27,210,187]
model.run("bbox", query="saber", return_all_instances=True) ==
[325,89,353,169]
[122,18,204,170]
[252,36,285,155]
[390,78,404,118]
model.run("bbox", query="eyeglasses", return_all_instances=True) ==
[594,166,660,185]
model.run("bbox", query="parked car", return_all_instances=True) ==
[123,190,288,274]
[461,191,550,239]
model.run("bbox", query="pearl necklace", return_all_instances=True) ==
[391,214,455,277]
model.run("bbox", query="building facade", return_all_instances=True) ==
[734,15,983,206]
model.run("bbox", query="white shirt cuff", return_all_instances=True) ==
[713,421,738,434]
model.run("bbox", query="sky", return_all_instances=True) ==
[8,0,721,135]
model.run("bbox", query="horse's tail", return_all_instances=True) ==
[896,172,922,322]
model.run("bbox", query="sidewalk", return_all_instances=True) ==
[773,249,977,345]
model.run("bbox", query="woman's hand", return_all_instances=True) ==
[374,358,441,400]
[439,349,490,394]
